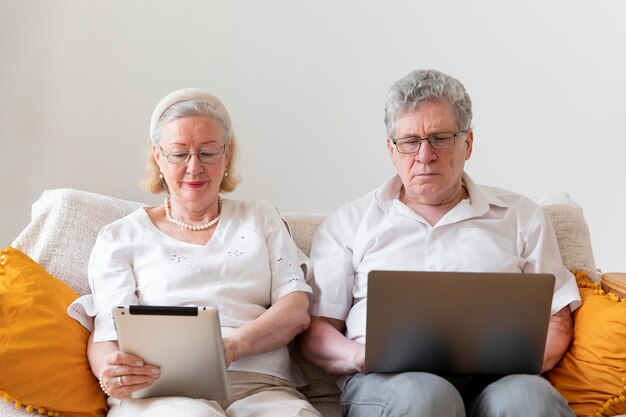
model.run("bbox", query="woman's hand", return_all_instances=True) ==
[98,350,161,399]
[220,292,310,367]
[222,338,242,368]
[88,335,160,399]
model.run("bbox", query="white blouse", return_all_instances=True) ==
[70,198,312,385]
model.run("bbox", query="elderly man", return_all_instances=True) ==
[299,69,580,417]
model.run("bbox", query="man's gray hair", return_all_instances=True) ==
[384,69,473,136]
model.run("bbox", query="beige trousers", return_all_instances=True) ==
[106,370,322,417]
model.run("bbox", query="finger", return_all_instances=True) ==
[119,372,160,388]
[102,352,160,378]
[108,350,146,367]
[100,365,160,398]
[113,364,161,378]
[110,379,156,400]
[107,372,159,399]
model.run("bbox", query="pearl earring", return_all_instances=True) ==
[224,172,228,177]
[159,173,164,179]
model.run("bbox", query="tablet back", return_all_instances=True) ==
[365,271,555,375]
[113,305,229,400]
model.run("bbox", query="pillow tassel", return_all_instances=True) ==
[1,390,13,402]
[0,390,59,416]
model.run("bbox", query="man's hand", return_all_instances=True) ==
[299,315,365,375]
[350,343,366,373]
[542,306,574,373]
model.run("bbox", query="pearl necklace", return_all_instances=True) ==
[164,197,222,231]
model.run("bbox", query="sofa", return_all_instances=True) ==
[1,188,625,417]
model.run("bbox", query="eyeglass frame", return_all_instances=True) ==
[159,144,227,165]
[390,130,468,154]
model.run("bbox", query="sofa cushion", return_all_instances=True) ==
[283,213,327,257]
[0,400,28,417]
[0,246,107,417]
[291,349,342,402]
[536,192,599,283]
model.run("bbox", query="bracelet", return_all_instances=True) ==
[98,370,110,397]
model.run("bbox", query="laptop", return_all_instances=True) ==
[112,305,229,400]
[365,271,555,375]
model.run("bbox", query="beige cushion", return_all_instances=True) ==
[536,192,600,283]
[283,213,326,257]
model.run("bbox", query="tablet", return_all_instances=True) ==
[112,305,229,400]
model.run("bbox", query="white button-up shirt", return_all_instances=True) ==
[309,173,581,345]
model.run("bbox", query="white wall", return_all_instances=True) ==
[1,1,624,272]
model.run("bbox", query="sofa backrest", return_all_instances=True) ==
[282,213,327,257]
[11,188,599,299]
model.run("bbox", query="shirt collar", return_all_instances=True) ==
[374,175,403,213]
[461,172,510,215]
[374,172,510,218]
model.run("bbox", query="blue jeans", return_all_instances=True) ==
[340,372,574,417]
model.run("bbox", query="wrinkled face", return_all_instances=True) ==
[153,115,230,207]
[387,99,473,205]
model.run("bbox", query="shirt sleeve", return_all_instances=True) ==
[88,225,140,342]
[260,204,313,304]
[308,209,358,320]
[520,204,581,314]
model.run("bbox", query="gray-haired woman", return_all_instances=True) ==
[72,88,321,417]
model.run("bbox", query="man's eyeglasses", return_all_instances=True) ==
[160,145,226,165]
[391,131,467,154]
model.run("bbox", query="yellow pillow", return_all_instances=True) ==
[545,274,626,417]
[0,246,107,417]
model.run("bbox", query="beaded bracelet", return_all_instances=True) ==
[98,370,110,396]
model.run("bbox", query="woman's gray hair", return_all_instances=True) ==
[152,100,232,146]
[384,69,473,136]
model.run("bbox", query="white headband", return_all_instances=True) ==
[149,88,229,143]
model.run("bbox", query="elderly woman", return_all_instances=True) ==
[76,88,321,417]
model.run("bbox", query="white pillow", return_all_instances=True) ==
[11,189,143,296]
